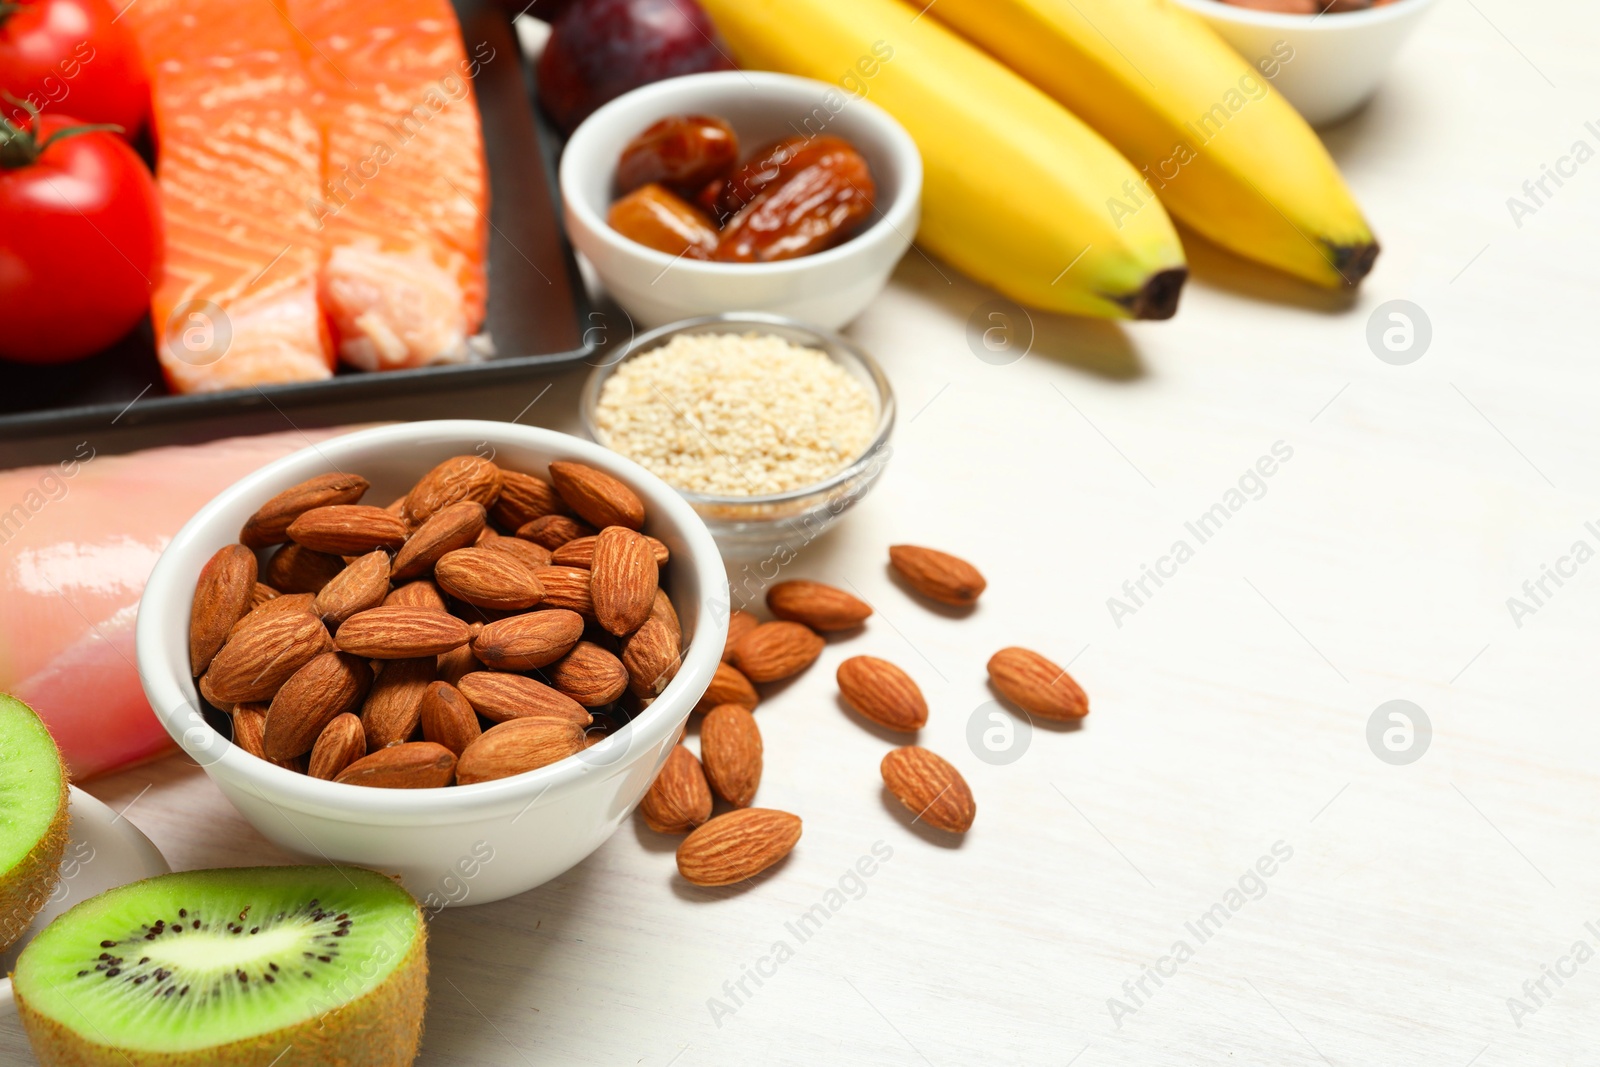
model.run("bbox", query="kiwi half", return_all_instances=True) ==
[0,693,70,955]
[12,866,427,1067]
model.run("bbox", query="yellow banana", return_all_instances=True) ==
[697,0,1188,319]
[926,0,1377,288]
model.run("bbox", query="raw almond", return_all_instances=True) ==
[987,647,1088,720]
[335,742,456,788]
[650,588,681,643]
[418,681,481,755]
[313,550,392,625]
[456,671,591,724]
[240,472,370,548]
[533,566,595,618]
[190,544,257,675]
[336,606,471,658]
[307,712,366,780]
[731,621,824,683]
[548,461,645,530]
[478,532,552,571]
[695,662,759,713]
[888,545,986,607]
[207,610,330,704]
[621,615,681,697]
[546,640,628,706]
[516,514,593,550]
[359,656,437,750]
[455,717,586,784]
[434,547,544,610]
[384,580,447,612]
[767,580,872,632]
[701,704,762,808]
[436,640,479,685]
[250,582,281,608]
[676,809,801,886]
[638,744,711,833]
[263,543,345,594]
[232,705,302,771]
[591,526,658,635]
[229,592,317,638]
[391,500,487,580]
[551,534,669,568]
[405,455,504,525]
[837,656,927,732]
[880,746,975,833]
[490,469,569,529]
[722,610,758,662]
[473,610,584,670]
[197,671,231,713]
[286,505,409,554]
[263,651,373,759]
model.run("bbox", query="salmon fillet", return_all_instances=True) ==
[282,0,490,371]
[123,0,335,393]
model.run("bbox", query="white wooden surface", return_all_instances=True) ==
[7,2,1600,1062]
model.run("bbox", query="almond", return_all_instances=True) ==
[418,681,481,755]
[456,671,591,725]
[190,544,258,675]
[384,580,447,612]
[263,651,373,759]
[359,656,437,750]
[405,455,504,525]
[263,543,345,594]
[548,461,645,531]
[987,647,1088,720]
[206,610,330,704]
[731,621,824,683]
[701,704,762,808]
[307,712,367,780]
[436,641,479,686]
[676,809,801,886]
[767,580,872,632]
[490,469,569,529]
[651,588,681,644]
[250,582,281,608]
[638,744,712,833]
[591,526,658,635]
[888,545,986,607]
[478,531,552,572]
[230,592,317,636]
[286,505,409,555]
[313,550,392,625]
[621,615,681,697]
[473,610,584,670]
[197,671,231,713]
[455,717,585,784]
[232,704,302,771]
[722,610,758,662]
[434,547,544,610]
[391,500,487,580]
[336,606,471,658]
[551,534,669,569]
[240,472,370,548]
[880,746,975,833]
[533,566,595,618]
[516,514,593,550]
[695,662,759,713]
[836,656,927,732]
[335,741,456,788]
[546,640,628,706]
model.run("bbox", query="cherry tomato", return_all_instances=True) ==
[0,110,162,364]
[0,0,149,136]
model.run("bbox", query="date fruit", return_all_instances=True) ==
[616,115,739,198]
[715,142,876,262]
[609,183,720,259]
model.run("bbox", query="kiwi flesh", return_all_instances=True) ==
[0,693,70,955]
[12,865,427,1067]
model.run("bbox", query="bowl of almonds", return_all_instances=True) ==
[134,421,729,905]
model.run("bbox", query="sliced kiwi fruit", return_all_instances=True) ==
[12,866,427,1066]
[0,693,70,955]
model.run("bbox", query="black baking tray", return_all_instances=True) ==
[0,0,594,449]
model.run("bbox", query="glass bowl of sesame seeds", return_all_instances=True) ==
[580,313,895,558]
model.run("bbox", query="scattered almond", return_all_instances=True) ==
[987,647,1088,720]
[286,504,409,555]
[546,640,629,706]
[405,455,504,525]
[240,472,370,549]
[307,713,367,780]
[455,717,586,784]
[206,610,330,704]
[434,547,544,610]
[335,742,457,788]
[621,615,681,697]
[473,610,585,670]
[888,545,986,606]
[391,500,487,580]
[836,656,927,732]
[263,543,345,594]
[767,580,872,631]
[701,704,762,807]
[549,460,645,531]
[676,809,801,886]
[695,661,759,712]
[336,606,471,658]
[638,744,712,833]
[313,549,392,625]
[722,610,758,662]
[591,526,659,635]
[490,469,569,529]
[880,746,975,833]
[418,681,481,756]
[456,671,591,724]
[190,544,257,676]
[263,651,373,759]
[516,514,594,550]
[359,657,437,750]
[731,621,824,683]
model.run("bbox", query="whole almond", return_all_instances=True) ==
[722,610,757,663]
[837,656,928,732]
[731,621,824,683]
[516,514,593,550]
[490,469,569,529]
[335,742,456,788]
[456,671,591,724]
[287,505,409,555]
[701,704,762,808]
[230,592,317,637]
[263,544,345,594]
[206,610,330,704]
[473,610,584,670]
[638,744,712,833]
[456,717,586,784]
[546,640,628,706]
[190,544,258,675]
[391,500,487,581]
[987,647,1089,720]
[591,526,658,636]
[418,681,481,755]
[232,705,302,771]
[250,582,281,608]
[479,532,552,572]
[336,606,471,658]
[551,534,669,569]
[880,746,976,833]
[436,640,479,685]
[888,545,986,607]
[621,615,681,697]
[650,589,680,643]
[405,455,504,525]
[264,651,373,759]
[695,662,759,713]
[548,461,645,531]
[197,670,231,713]
[384,580,447,613]
[360,656,437,750]
[533,566,595,618]
[240,472,369,548]
[434,547,544,610]
[307,713,367,780]
[767,580,872,632]
[676,809,801,886]
[313,550,392,625]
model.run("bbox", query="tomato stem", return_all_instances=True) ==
[0,93,124,169]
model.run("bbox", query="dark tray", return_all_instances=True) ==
[0,0,593,449]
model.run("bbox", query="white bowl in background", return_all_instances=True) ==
[560,70,922,330]
[1170,0,1438,127]
[135,421,729,906]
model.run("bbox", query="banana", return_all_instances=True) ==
[696,0,1188,319]
[926,0,1377,288]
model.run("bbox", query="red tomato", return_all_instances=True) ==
[0,0,149,136]
[0,112,162,364]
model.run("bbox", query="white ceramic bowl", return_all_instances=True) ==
[135,421,729,906]
[1171,0,1438,127]
[560,70,922,330]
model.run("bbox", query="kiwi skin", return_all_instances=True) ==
[0,697,70,956]
[15,903,429,1067]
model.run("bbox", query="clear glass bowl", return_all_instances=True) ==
[579,313,895,560]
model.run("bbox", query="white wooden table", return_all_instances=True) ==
[7,2,1599,1061]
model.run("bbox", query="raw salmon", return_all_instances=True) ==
[124,0,335,393]
[283,0,490,371]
